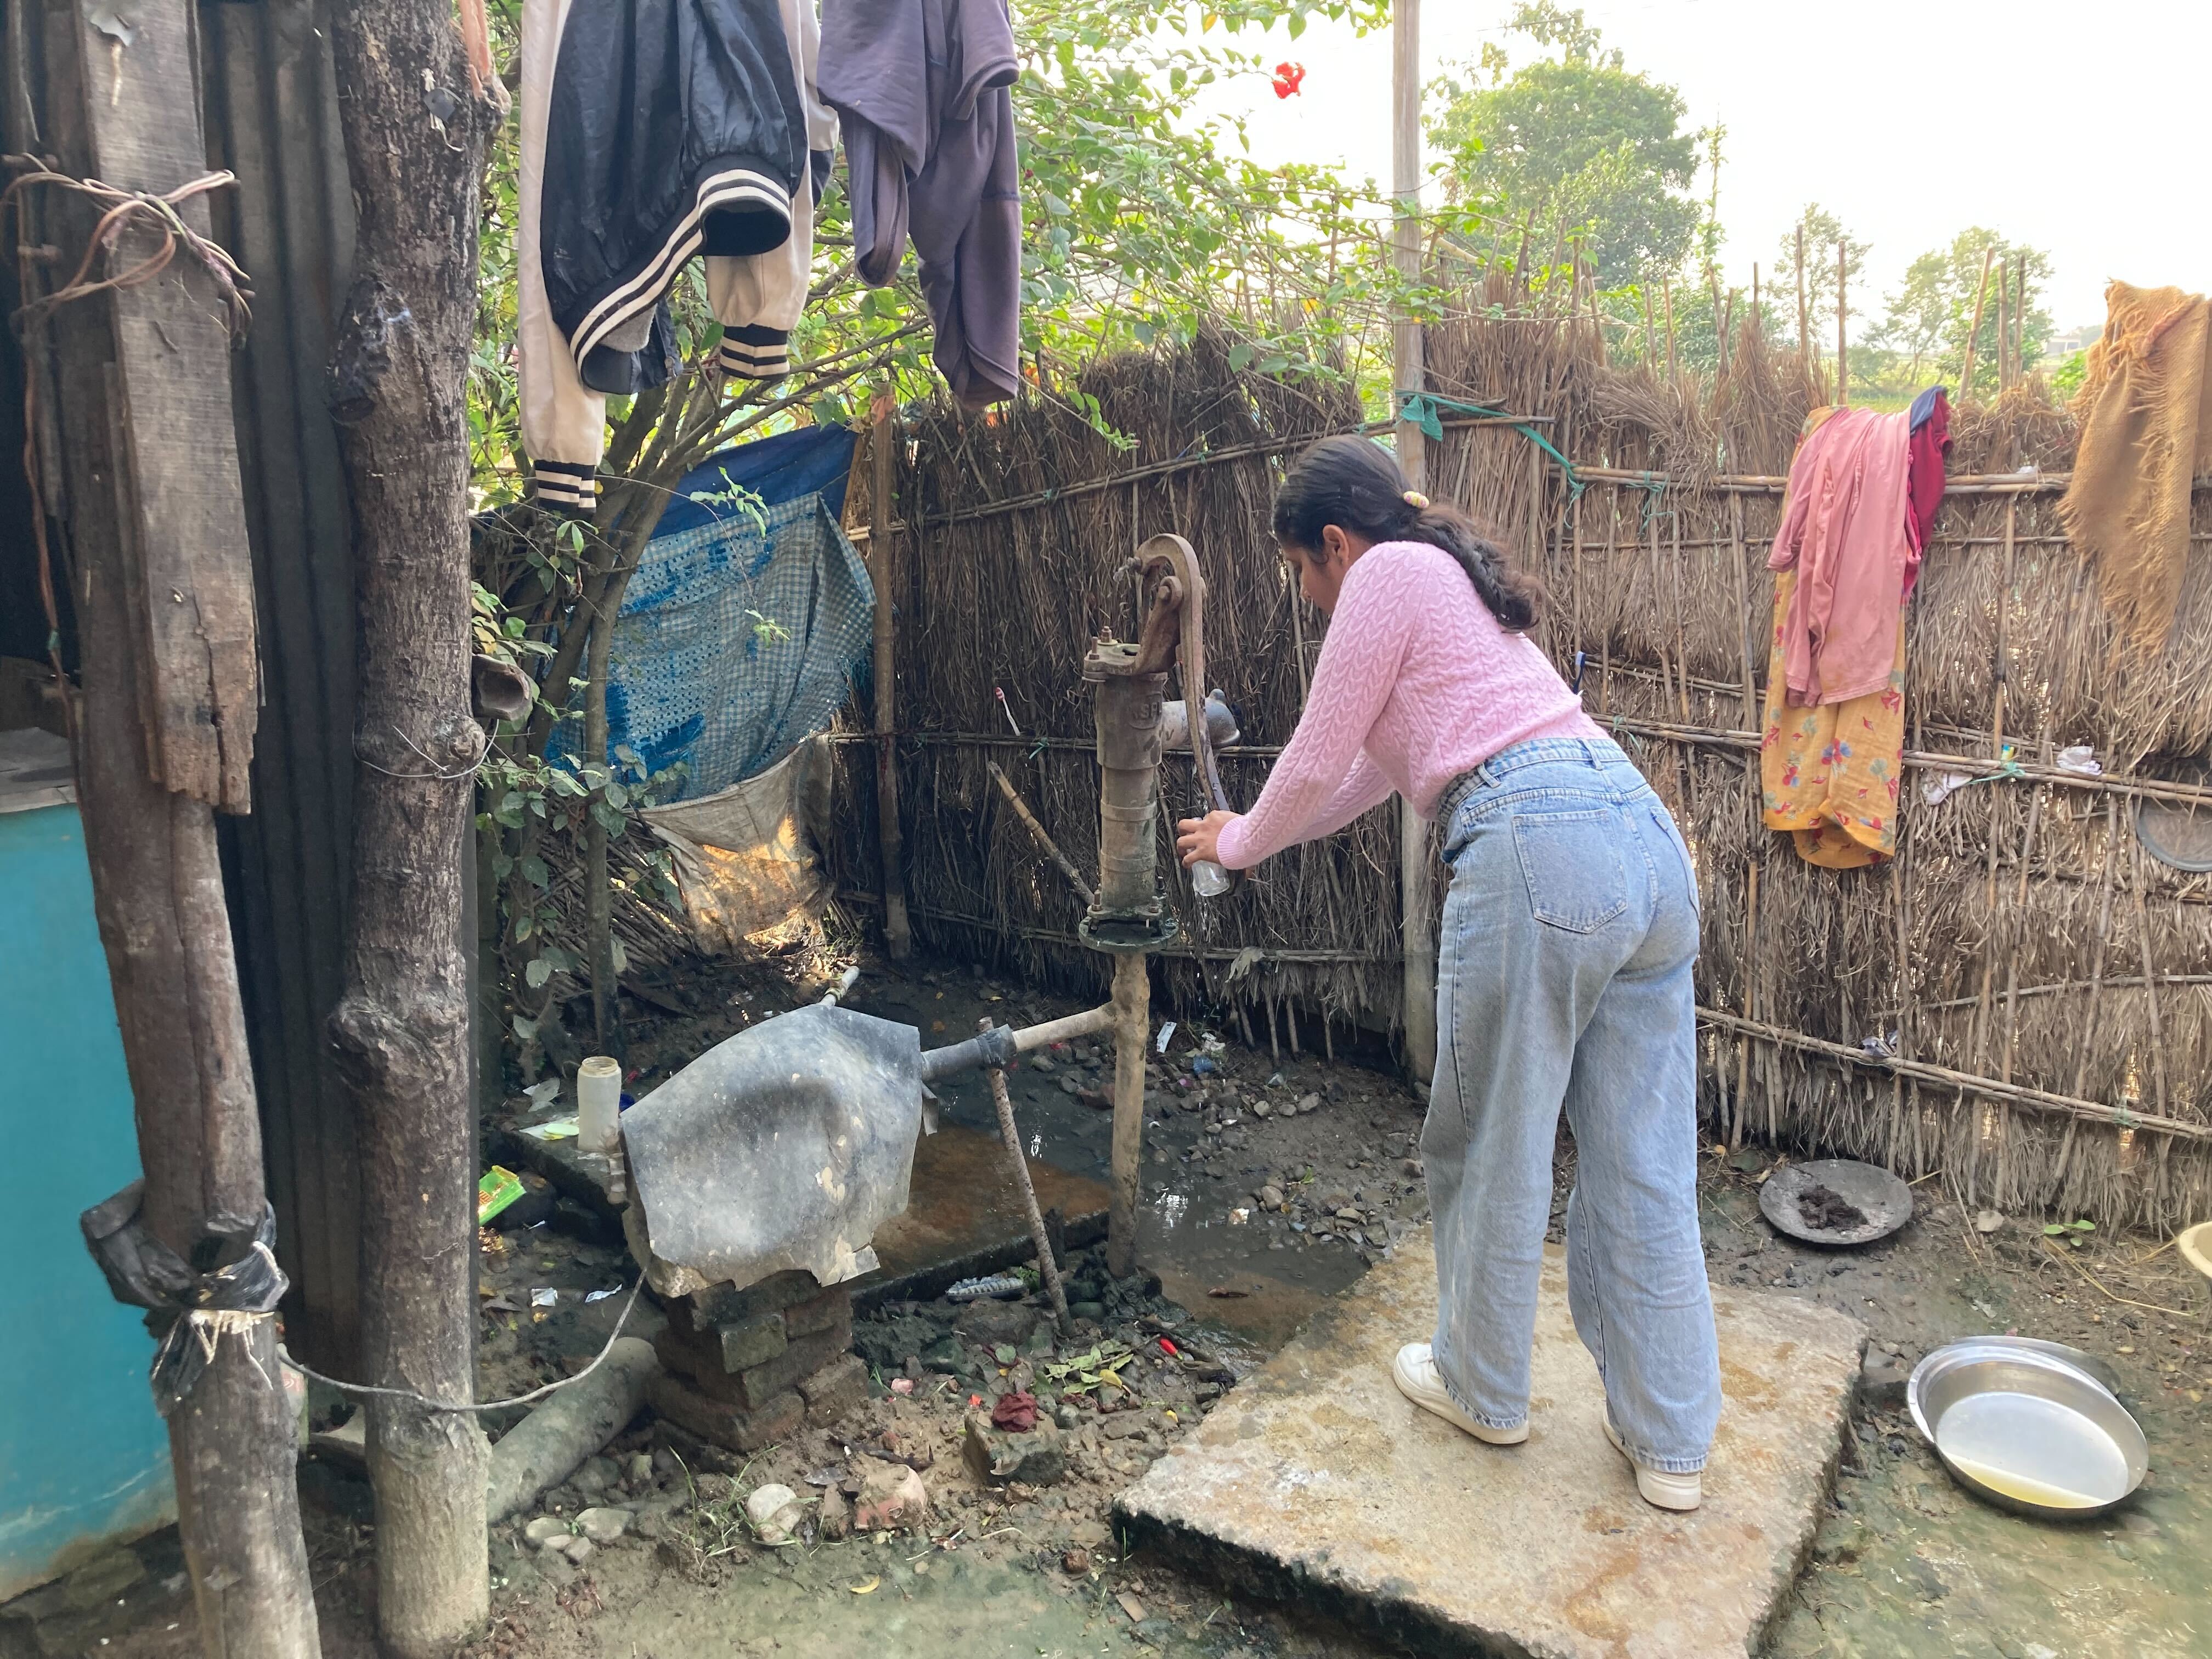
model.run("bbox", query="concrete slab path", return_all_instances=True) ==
[1118,1229,1864,1659]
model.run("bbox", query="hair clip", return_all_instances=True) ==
[1402,490,1430,509]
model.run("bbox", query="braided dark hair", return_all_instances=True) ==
[1272,434,1543,631]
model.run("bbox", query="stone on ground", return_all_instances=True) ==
[850,1457,930,1531]
[574,1506,629,1543]
[963,1411,1068,1487]
[742,1483,797,1526]
[1116,1229,1861,1659]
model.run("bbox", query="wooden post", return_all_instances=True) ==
[870,394,912,958]
[1663,278,1678,381]
[324,0,500,1647]
[1795,224,1810,363]
[1836,240,1849,407]
[584,596,620,1051]
[1960,246,1996,402]
[1996,263,2010,395]
[23,2,322,1652]
[1391,0,1436,1085]
[1708,267,1729,380]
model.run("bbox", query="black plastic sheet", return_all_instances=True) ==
[81,1181,289,1415]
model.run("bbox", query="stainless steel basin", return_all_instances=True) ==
[1908,1341,2146,1519]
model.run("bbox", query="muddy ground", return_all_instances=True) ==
[19,947,2210,1659]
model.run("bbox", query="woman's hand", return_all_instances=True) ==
[1176,810,1239,868]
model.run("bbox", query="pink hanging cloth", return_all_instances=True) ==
[1766,406,1916,706]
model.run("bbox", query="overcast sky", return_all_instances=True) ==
[1189,0,2211,332]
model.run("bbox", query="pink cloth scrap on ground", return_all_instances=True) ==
[1214,540,1600,870]
[1768,406,1915,706]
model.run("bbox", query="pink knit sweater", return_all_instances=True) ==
[1215,540,1600,870]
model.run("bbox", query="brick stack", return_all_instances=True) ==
[646,1269,870,1451]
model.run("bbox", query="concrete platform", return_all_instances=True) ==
[1117,1229,1863,1659]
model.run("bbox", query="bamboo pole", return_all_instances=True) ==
[1708,266,1729,380]
[1836,240,1849,406]
[1795,225,1810,362]
[584,605,619,1052]
[1960,246,1996,401]
[1729,492,1758,726]
[1997,263,2011,395]
[1733,862,1760,1150]
[870,393,912,958]
[1392,0,1436,1086]
[1696,1008,2212,1146]
[987,761,1094,907]
[1663,278,1679,381]
[980,1020,1072,1331]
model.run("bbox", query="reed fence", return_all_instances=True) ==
[827,278,2212,1230]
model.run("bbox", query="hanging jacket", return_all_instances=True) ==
[707,0,840,385]
[517,0,809,514]
[820,0,1023,410]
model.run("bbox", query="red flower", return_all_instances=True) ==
[1271,61,1305,98]
[1159,1338,1180,1357]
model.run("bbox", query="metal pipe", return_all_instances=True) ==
[1087,662,1167,922]
[918,1002,1114,1083]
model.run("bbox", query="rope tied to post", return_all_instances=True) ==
[1396,391,1584,501]
[1,156,256,755]
[1,155,253,341]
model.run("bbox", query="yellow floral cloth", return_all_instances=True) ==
[1760,567,1906,867]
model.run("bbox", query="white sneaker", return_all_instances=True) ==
[1604,1418,1703,1511]
[1390,1344,1529,1444]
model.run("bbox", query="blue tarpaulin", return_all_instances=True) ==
[588,426,872,802]
[657,424,859,533]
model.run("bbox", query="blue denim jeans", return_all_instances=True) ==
[1423,737,1721,1473]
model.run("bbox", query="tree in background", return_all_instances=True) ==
[1775,202,1872,356]
[466,0,1404,1043]
[1875,228,2052,399]
[1427,3,1700,289]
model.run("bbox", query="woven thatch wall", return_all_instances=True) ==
[829,330,1391,1049]
[831,282,2212,1229]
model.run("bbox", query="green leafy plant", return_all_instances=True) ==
[2042,1218,2096,1248]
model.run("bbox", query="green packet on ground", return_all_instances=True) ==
[478,1164,526,1226]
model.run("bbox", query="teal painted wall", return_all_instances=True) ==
[0,802,174,1601]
